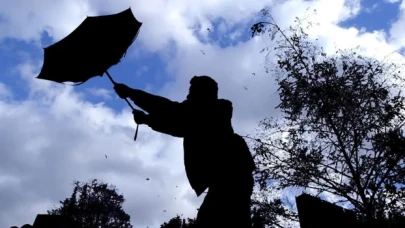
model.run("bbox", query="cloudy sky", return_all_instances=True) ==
[1,0,405,227]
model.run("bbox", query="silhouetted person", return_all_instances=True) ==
[114,75,256,227]
[20,225,33,228]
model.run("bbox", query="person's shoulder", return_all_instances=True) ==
[216,99,233,117]
[217,99,232,107]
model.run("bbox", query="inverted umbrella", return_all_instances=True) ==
[37,7,142,140]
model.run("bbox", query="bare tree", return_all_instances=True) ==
[251,8,405,224]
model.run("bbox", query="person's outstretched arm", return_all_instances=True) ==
[115,83,186,137]
[133,101,187,138]
[114,83,176,114]
[128,88,176,115]
[147,104,186,138]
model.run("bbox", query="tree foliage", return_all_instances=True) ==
[160,215,196,228]
[251,8,405,223]
[251,194,298,228]
[48,179,132,228]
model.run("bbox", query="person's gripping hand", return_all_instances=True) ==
[113,83,131,99]
[133,109,148,125]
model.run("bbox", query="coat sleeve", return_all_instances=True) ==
[127,88,176,114]
[126,88,187,137]
[145,101,187,138]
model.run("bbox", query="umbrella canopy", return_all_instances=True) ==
[37,7,142,85]
[36,7,142,141]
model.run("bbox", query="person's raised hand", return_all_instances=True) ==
[132,109,148,125]
[113,83,131,99]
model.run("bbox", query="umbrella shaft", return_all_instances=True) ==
[124,98,135,110]
[105,70,117,85]
[105,70,138,141]
[105,71,135,110]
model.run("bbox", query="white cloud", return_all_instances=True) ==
[0,0,275,52]
[385,0,400,3]
[388,0,405,48]
[0,0,95,45]
[364,3,380,14]
[0,82,12,99]
[2,0,405,227]
[0,62,201,227]
[135,65,149,76]
[87,87,113,100]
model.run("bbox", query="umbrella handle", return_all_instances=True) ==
[105,70,117,84]
[134,124,139,140]
[105,70,139,141]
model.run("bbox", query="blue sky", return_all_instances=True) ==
[0,0,400,110]
[340,0,401,31]
[0,0,401,106]
[0,32,170,109]
[0,8,256,111]
[1,0,405,227]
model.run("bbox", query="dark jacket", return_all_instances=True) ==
[129,90,256,196]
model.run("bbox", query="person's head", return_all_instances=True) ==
[21,225,33,228]
[187,75,218,101]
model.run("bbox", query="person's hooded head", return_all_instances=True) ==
[21,225,33,228]
[187,75,218,102]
